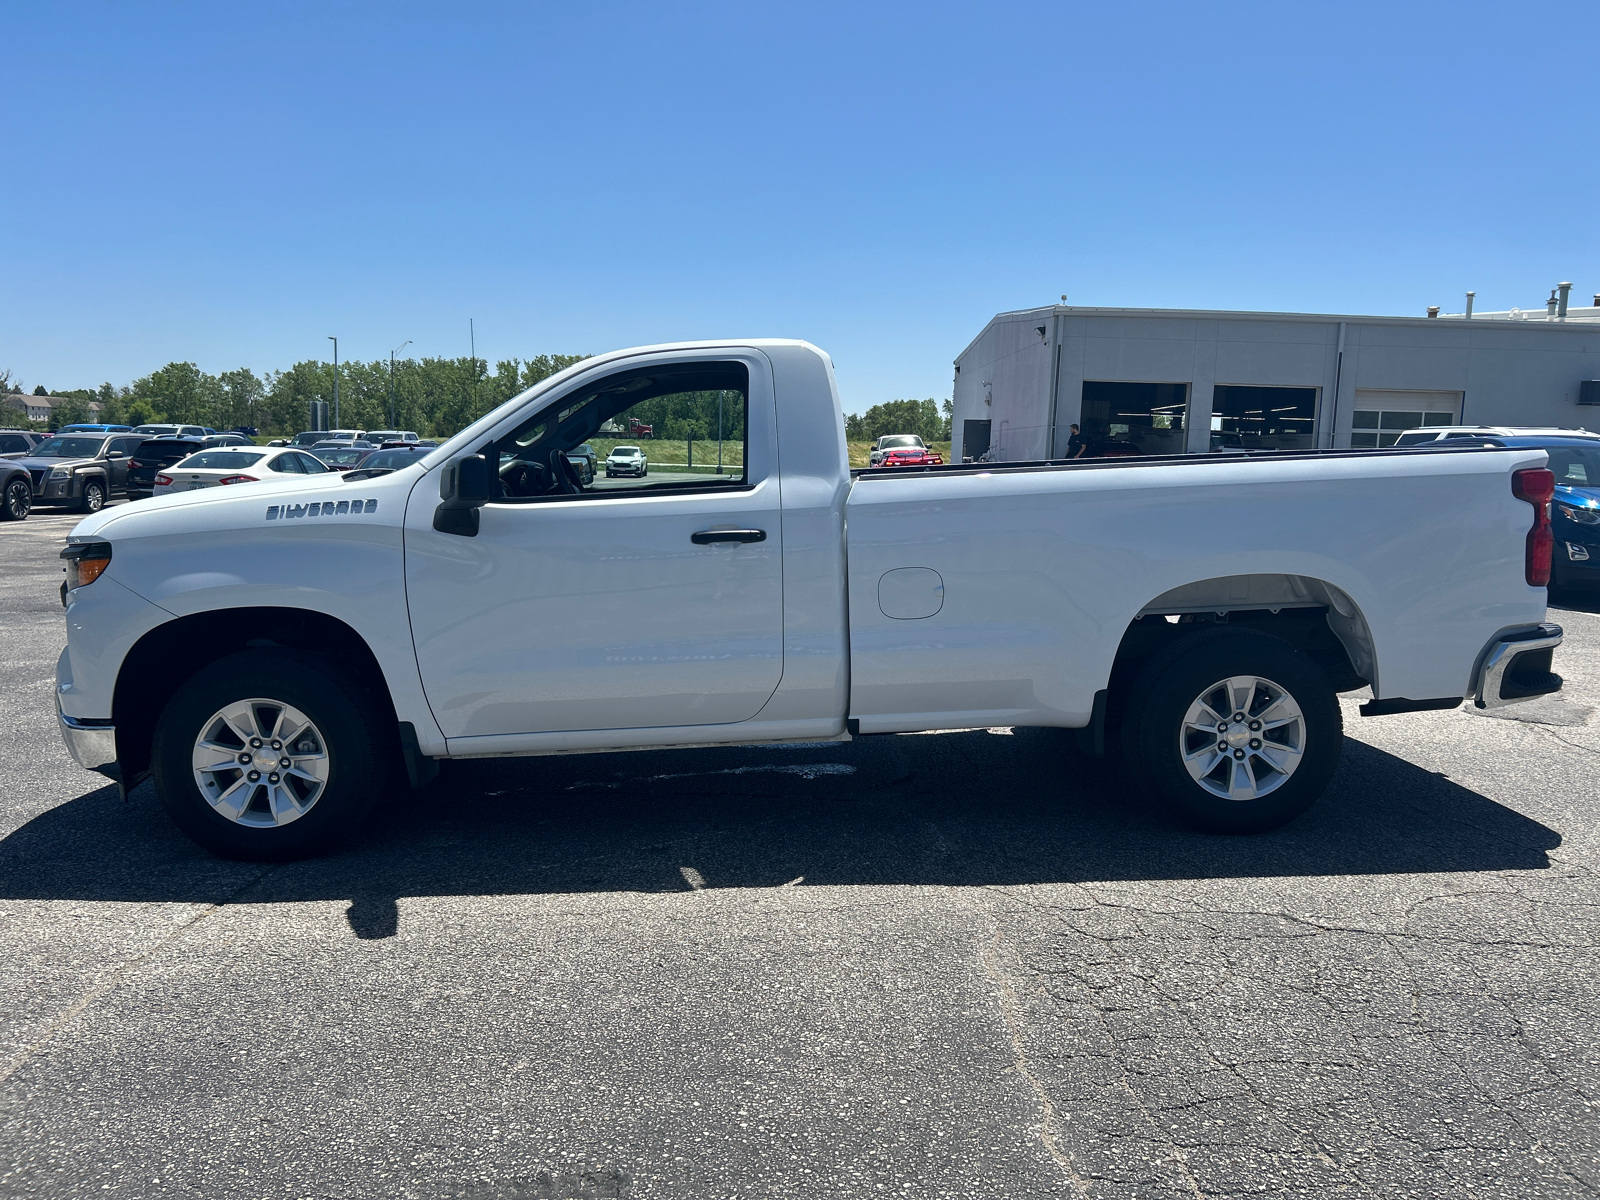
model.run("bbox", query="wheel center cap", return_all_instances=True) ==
[252,747,279,771]
[1226,723,1251,748]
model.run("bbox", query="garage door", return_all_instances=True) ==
[1350,390,1462,447]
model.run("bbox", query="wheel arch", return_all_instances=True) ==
[1105,573,1376,722]
[113,607,400,787]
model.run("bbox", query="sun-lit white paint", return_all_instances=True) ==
[59,339,1550,767]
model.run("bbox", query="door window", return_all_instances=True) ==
[488,361,750,502]
[269,453,303,473]
[295,452,330,473]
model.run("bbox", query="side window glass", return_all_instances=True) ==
[269,453,301,473]
[298,453,329,474]
[490,361,750,502]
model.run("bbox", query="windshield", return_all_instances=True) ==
[611,446,640,455]
[29,437,106,458]
[136,440,205,461]
[312,448,368,465]
[1392,432,1440,447]
[881,436,923,448]
[356,450,420,470]
[134,425,179,435]
[1548,446,1600,488]
[180,451,266,470]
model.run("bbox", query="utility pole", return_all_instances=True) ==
[469,319,478,414]
[389,339,411,428]
[327,336,339,428]
[717,390,723,474]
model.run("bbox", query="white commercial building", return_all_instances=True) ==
[951,290,1600,462]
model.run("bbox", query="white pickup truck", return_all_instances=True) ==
[56,340,1564,858]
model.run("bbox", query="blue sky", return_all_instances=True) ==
[4,2,1597,414]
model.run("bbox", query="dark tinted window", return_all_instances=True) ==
[1547,446,1600,488]
[0,435,29,453]
[269,453,303,473]
[296,453,330,474]
[359,450,425,470]
[182,451,267,470]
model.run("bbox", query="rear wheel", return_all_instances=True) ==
[79,480,105,513]
[0,477,30,521]
[1121,628,1342,833]
[152,650,391,859]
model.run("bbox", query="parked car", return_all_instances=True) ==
[876,445,944,467]
[364,430,419,444]
[353,445,433,473]
[870,434,926,466]
[58,423,134,434]
[12,433,146,512]
[0,430,46,458]
[133,423,209,439]
[1088,440,1145,458]
[1391,425,1600,448]
[566,443,598,484]
[152,446,335,495]
[605,445,648,477]
[128,438,206,499]
[307,445,374,470]
[291,432,330,447]
[321,430,367,444]
[0,457,33,520]
[56,339,1566,862]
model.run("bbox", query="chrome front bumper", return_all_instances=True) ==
[1474,623,1564,709]
[57,701,118,772]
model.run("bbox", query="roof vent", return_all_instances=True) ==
[1427,306,1440,318]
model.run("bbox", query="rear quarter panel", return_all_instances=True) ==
[845,449,1549,730]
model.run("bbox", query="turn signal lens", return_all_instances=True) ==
[1513,468,1555,587]
[218,474,258,485]
[59,541,113,604]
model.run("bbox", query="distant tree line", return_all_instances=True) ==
[845,398,952,443]
[4,360,949,441]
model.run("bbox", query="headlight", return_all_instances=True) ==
[49,465,70,479]
[1557,502,1600,526]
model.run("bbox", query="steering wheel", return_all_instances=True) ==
[500,459,552,497]
[547,447,583,495]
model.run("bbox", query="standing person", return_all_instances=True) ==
[1065,423,1088,459]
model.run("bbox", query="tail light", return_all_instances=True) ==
[155,473,172,486]
[1513,467,1555,586]
[218,474,258,485]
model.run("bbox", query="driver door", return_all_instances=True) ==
[404,350,784,742]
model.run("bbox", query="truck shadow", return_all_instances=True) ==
[0,729,1560,939]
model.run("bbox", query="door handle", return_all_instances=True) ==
[691,528,766,544]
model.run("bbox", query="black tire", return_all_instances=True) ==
[152,649,391,860]
[79,480,105,514]
[0,476,30,521]
[1120,627,1342,834]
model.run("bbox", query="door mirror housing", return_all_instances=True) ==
[434,453,490,536]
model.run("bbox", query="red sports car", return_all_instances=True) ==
[880,447,945,467]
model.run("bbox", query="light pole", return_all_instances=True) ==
[326,336,339,429]
[389,340,411,428]
[717,390,723,475]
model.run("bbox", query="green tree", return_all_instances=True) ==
[49,394,92,428]
[849,398,949,443]
[130,362,222,426]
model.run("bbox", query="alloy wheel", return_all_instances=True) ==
[191,698,331,827]
[1179,674,1306,801]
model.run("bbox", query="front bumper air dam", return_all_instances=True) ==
[1474,623,1564,710]
[57,699,118,772]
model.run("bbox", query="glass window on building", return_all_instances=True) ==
[1210,386,1317,452]
[1350,409,1454,447]
[1079,382,1189,456]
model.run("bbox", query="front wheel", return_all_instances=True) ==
[1121,628,1342,833]
[0,477,30,521]
[79,481,105,513]
[152,650,392,859]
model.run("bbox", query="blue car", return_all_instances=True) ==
[1443,434,1600,590]
[57,423,134,433]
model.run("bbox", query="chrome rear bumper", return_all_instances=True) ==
[1474,623,1564,709]
[57,702,118,772]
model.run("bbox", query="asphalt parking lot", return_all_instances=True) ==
[2,505,1598,1199]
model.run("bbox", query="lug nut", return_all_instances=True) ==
[237,752,251,764]
[250,737,262,748]
[268,773,279,784]
[1233,749,1245,760]
[1249,739,1261,750]
[1233,713,1245,722]
[1217,742,1228,751]
[1249,720,1261,731]
[1217,722,1228,732]
[270,740,282,751]
[247,770,260,782]
[279,757,291,768]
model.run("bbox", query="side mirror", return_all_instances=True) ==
[434,454,490,536]
[107,450,124,458]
